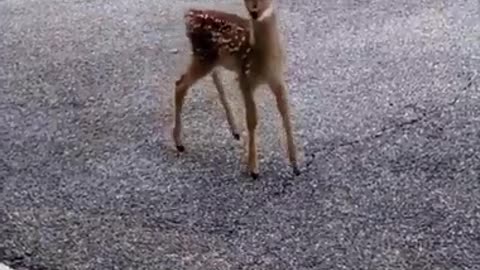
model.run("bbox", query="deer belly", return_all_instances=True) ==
[217,54,241,72]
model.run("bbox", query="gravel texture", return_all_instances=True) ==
[0,263,13,270]
[1,0,480,269]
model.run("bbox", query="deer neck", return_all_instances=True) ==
[251,12,280,53]
[249,11,285,78]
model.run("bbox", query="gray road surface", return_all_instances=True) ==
[1,0,480,269]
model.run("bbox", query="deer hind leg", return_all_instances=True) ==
[211,70,240,140]
[268,78,300,176]
[239,79,259,179]
[173,56,213,152]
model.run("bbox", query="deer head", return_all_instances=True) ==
[244,0,274,21]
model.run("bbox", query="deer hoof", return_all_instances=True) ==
[233,132,240,140]
[250,171,259,180]
[176,145,185,152]
[293,166,301,176]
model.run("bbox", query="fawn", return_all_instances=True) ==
[172,0,300,179]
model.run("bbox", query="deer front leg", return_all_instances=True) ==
[173,57,213,152]
[268,78,300,176]
[240,80,259,179]
[211,70,240,140]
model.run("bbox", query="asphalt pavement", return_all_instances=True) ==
[1,0,479,269]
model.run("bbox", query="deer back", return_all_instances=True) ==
[184,9,254,73]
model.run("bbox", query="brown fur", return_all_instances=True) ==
[172,0,300,178]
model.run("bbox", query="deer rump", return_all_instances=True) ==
[183,8,250,62]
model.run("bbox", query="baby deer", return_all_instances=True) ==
[173,0,300,179]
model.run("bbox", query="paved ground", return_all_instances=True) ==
[0,263,13,270]
[1,0,479,269]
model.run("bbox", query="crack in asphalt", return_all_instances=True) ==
[303,70,478,172]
